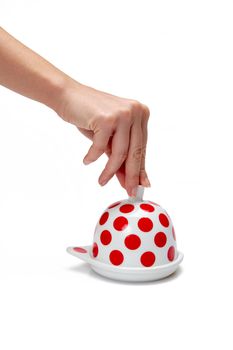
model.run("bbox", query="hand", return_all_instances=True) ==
[58,81,151,197]
[0,28,150,196]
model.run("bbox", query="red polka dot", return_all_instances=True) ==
[99,212,109,225]
[140,251,156,267]
[138,217,153,232]
[113,216,128,231]
[100,230,112,245]
[108,201,121,209]
[92,243,99,258]
[109,250,124,266]
[172,226,176,241]
[73,247,87,253]
[124,234,141,250]
[140,203,155,212]
[120,204,134,213]
[167,246,175,261]
[154,232,167,247]
[159,213,169,227]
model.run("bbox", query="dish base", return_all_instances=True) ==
[91,259,181,282]
[67,246,183,282]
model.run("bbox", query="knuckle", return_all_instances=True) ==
[88,114,102,130]
[129,99,141,111]
[141,145,146,159]
[102,115,117,129]
[132,146,143,161]
[94,113,116,130]
[142,104,150,119]
[115,111,132,128]
[103,164,114,176]
[140,169,147,178]
[114,150,128,160]
[118,109,132,122]
[92,144,105,154]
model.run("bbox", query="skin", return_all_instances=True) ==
[0,27,151,197]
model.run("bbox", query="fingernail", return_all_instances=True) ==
[99,178,108,186]
[144,177,151,187]
[83,158,92,165]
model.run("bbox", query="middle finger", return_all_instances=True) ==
[124,115,143,197]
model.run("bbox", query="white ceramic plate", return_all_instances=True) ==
[67,245,184,282]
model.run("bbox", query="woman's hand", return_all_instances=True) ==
[0,27,150,196]
[58,81,151,197]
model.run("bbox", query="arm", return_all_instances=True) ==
[0,27,151,196]
[0,27,67,111]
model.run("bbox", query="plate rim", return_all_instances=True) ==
[67,245,184,274]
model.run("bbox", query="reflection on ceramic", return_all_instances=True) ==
[67,186,183,282]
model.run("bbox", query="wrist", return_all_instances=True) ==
[43,73,69,113]
[43,72,80,116]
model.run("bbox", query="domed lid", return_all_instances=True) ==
[66,185,184,281]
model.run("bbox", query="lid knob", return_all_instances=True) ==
[128,185,144,202]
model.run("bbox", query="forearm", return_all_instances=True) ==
[0,27,72,112]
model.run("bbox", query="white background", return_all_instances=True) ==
[0,0,232,348]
